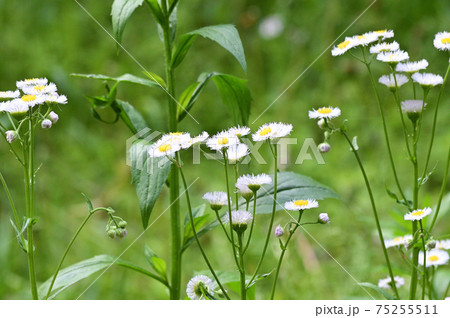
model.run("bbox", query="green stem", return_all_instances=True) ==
[234,164,239,210]
[237,233,246,300]
[342,131,400,299]
[213,209,232,243]
[419,221,427,300]
[243,192,257,253]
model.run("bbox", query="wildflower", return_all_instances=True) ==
[331,38,357,56]
[385,235,413,249]
[16,77,48,89]
[370,29,395,40]
[16,94,46,108]
[236,173,272,192]
[117,228,128,238]
[404,207,432,221]
[285,199,319,211]
[223,210,253,233]
[275,225,284,237]
[377,50,409,64]
[401,100,427,122]
[378,73,409,89]
[0,90,20,101]
[49,111,59,123]
[148,138,181,158]
[378,276,405,289]
[1,100,29,117]
[186,275,215,300]
[419,249,449,267]
[308,106,341,120]
[370,41,400,54]
[202,191,229,211]
[41,119,52,129]
[318,142,331,153]
[5,131,18,143]
[433,31,450,51]
[226,126,250,138]
[43,93,68,105]
[436,239,450,250]
[206,130,239,151]
[161,132,191,147]
[396,59,429,73]
[411,73,444,87]
[223,143,249,164]
[349,33,379,47]
[181,131,208,149]
[258,15,284,40]
[252,122,293,142]
[235,182,254,201]
[22,83,57,95]
[318,213,330,224]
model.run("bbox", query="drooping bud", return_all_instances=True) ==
[5,130,18,143]
[118,220,127,228]
[318,142,331,153]
[318,213,330,224]
[317,119,327,129]
[117,228,128,238]
[49,111,59,123]
[275,224,284,237]
[107,230,116,238]
[41,119,52,129]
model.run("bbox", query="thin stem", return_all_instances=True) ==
[213,209,232,243]
[419,221,427,300]
[237,233,246,300]
[234,164,239,210]
[243,192,257,253]
[341,131,400,299]
[410,119,420,300]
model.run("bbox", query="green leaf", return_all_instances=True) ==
[189,25,247,72]
[359,282,396,300]
[144,245,168,281]
[39,255,115,299]
[145,0,165,26]
[114,99,148,134]
[71,73,162,89]
[181,219,220,253]
[81,193,94,211]
[177,73,214,122]
[111,0,144,45]
[171,33,197,68]
[240,172,339,214]
[130,139,171,228]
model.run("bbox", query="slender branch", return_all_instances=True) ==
[237,233,246,300]
[243,191,257,253]
[419,220,427,300]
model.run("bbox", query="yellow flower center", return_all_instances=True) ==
[294,200,309,206]
[259,127,272,136]
[170,132,183,136]
[21,95,37,102]
[218,137,229,145]
[411,210,424,217]
[357,35,366,40]
[25,78,38,82]
[428,255,439,262]
[34,85,45,92]
[338,40,350,49]
[441,37,450,45]
[394,237,401,242]
[375,30,386,34]
[158,144,171,152]
[318,107,332,114]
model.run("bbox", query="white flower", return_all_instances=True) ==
[436,239,450,250]
[377,50,409,64]
[331,38,357,56]
[433,31,450,51]
[22,83,57,95]
[49,111,59,123]
[206,131,239,151]
[401,100,426,114]
[370,41,400,54]
[1,100,29,116]
[223,143,249,164]
[236,173,272,192]
[15,94,47,108]
[181,131,209,149]
[186,275,215,300]
[16,77,48,89]
[411,73,444,87]
[0,90,20,100]
[0,101,11,112]
[252,122,293,142]
[285,199,319,211]
[41,119,52,129]
[378,73,409,88]
[226,126,250,138]
[235,182,253,201]
[258,15,284,40]
[370,29,395,40]
[202,191,229,210]
[378,276,405,289]
[308,106,341,120]
[419,249,449,267]
[148,138,181,158]
[385,235,413,249]
[404,207,432,221]
[161,132,191,147]
[43,93,68,105]
[318,213,330,224]
[396,59,428,73]
[223,210,253,226]
[5,130,18,143]
[350,33,379,47]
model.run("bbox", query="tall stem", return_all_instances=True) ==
[243,192,257,253]
[342,131,399,299]
[419,221,427,300]
[237,233,246,300]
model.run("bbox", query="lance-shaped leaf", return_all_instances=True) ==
[111,0,145,45]
[145,0,165,26]
[113,99,148,134]
[144,245,168,283]
[130,139,171,228]
[71,73,164,90]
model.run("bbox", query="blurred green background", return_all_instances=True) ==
[0,0,449,299]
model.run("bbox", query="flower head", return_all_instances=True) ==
[411,73,444,87]
[223,143,249,164]
[275,225,284,237]
[236,173,272,192]
[436,239,450,250]
[308,106,341,120]
[401,100,426,115]
[186,275,215,300]
[378,276,405,289]
[41,119,52,129]
[252,122,293,142]
[318,213,330,224]
[419,249,449,267]
[181,131,209,149]
[396,59,428,74]
[285,199,319,211]
[331,38,357,56]
[43,93,68,105]
[404,207,432,221]
[370,29,395,40]
[49,111,59,123]
[370,41,400,54]
[0,90,20,101]
[15,94,47,108]
[377,50,409,64]
[226,126,250,138]
[385,235,413,249]
[350,33,379,47]
[433,31,450,51]
[223,210,253,232]
[16,77,48,89]
[22,83,57,95]
[206,131,239,151]
[148,137,181,158]
[2,100,31,116]
[235,182,254,201]
[202,191,229,211]
[378,73,409,89]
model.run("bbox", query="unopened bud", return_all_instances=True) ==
[107,230,116,238]
[118,220,127,228]
[49,111,59,123]
[426,240,436,250]
[317,119,327,129]
[41,119,52,129]
[318,142,331,153]
[5,130,18,143]
[117,228,128,238]
[275,224,284,237]
[318,213,330,224]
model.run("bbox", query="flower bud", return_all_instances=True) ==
[49,111,59,123]
[5,130,18,143]
[318,213,330,224]
[107,230,116,238]
[118,220,127,228]
[241,190,254,202]
[318,142,331,153]
[426,240,436,250]
[117,228,128,238]
[317,119,327,129]
[41,119,52,129]
[275,224,284,237]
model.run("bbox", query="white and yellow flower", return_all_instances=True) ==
[378,276,404,289]
[331,38,357,56]
[350,33,379,47]
[206,131,239,151]
[226,126,250,138]
[43,93,68,105]
[396,59,429,73]
[223,143,249,164]
[0,90,20,101]
[412,72,444,87]
[181,131,209,149]
[16,77,48,89]
[404,207,432,221]
[370,29,395,40]
[236,173,272,192]
[22,83,57,95]
[370,41,400,54]
[433,31,450,51]
[377,50,409,64]
[223,210,253,228]
[401,100,426,114]
[252,122,293,142]
[385,235,413,249]
[308,106,341,120]
[419,249,449,267]
[1,100,29,116]
[15,94,46,108]
[436,239,450,250]
[285,199,319,211]
[148,138,181,158]
[378,73,409,88]
[203,191,229,210]
[186,275,215,300]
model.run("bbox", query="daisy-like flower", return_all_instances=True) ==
[370,29,395,40]
[223,210,253,232]
[236,173,272,192]
[377,50,409,64]
[15,94,46,108]
[385,235,413,249]
[378,276,405,289]
[285,199,319,211]
[42,93,68,105]
[235,182,254,201]
[370,41,400,54]
[378,73,409,89]
[202,191,229,211]
[331,38,357,56]
[206,130,239,151]
[433,31,450,51]
[436,239,450,250]
[252,122,293,142]
[22,83,57,95]
[186,275,215,300]
[350,33,379,47]
[0,101,11,112]
[419,249,449,267]
[404,207,432,221]
[16,77,48,89]
[223,143,250,164]
[1,100,29,116]
[308,106,341,120]
[226,126,250,138]
[161,132,192,147]
[396,59,429,74]
[411,73,444,87]
[181,131,209,149]
[401,100,427,114]
[0,90,20,101]
[148,138,181,158]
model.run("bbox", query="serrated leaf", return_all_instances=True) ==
[144,245,168,281]
[130,140,171,228]
[359,282,396,300]
[71,73,162,89]
[111,0,144,45]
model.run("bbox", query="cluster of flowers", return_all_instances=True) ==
[0,78,67,142]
